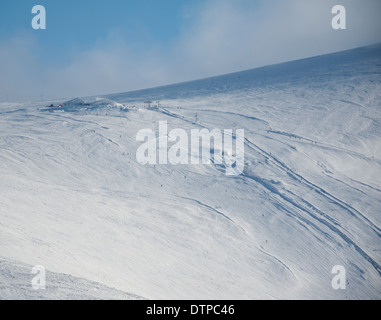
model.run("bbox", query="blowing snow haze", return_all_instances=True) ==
[0,0,381,300]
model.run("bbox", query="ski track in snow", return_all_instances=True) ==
[1,45,381,299]
[155,102,381,277]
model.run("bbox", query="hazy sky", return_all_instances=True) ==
[1,0,381,101]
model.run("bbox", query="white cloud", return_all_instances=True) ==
[1,0,381,102]
[0,34,175,101]
[175,0,381,77]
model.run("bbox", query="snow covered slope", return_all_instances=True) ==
[1,44,381,299]
[0,258,144,300]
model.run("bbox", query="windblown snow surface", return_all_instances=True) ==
[1,45,381,300]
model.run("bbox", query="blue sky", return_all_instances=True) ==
[1,0,201,63]
[1,0,381,101]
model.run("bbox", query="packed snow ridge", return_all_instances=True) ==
[43,97,130,114]
[0,44,381,299]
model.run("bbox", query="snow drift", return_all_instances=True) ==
[0,44,380,299]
